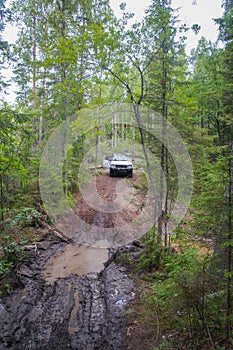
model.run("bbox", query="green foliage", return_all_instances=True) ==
[66,192,76,208]
[0,234,24,293]
[0,103,35,219]
[0,259,13,280]
[1,240,22,262]
[138,231,175,273]
[0,207,43,289]
[138,231,162,271]
[140,245,227,348]
[0,0,232,346]
[115,251,132,266]
[5,208,42,228]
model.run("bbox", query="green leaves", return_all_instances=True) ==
[5,208,42,228]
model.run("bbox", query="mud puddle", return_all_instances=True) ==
[42,239,110,284]
[0,238,139,350]
[0,171,149,349]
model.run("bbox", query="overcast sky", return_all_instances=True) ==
[109,0,224,53]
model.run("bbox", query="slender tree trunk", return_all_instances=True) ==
[60,0,68,196]
[160,41,169,247]
[133,103,159,233]
[0,175,3,221]
[32,13,38,151]
[33,14,37,98]
[61,62,68,197]
[226,142,233,348]
[39,90,45,144]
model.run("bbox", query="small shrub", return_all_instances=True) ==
[0,235,24,293]
[115,252,132,266]
[138,231,163,271]
[0,260,14,280]
[5,208,42,228]
[1,241,23,261]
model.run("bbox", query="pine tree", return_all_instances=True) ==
[0,0,10,97]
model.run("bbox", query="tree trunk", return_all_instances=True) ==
[160,43,169,247]
[0,175,3,221]
[132,103,159,233]
[226,142,233,348]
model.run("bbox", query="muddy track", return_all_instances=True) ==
[0,239,141,350]
[74,170,147,229]
[0,171,147,350]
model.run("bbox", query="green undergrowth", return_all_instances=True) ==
[115,251,133,266]
[0,207,49,294]
[117,231,231,349]
[0,236,25,294]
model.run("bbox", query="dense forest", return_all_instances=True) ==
[0,0,233,349]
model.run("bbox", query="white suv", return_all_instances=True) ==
[109,154,133,178]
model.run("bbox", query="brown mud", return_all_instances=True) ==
[74,170,147,229]
[0,171,149,350]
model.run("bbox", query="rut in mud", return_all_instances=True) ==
[0,171,147,350]
[0,240,140,350]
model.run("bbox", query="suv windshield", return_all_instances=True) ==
[111,154,130,161]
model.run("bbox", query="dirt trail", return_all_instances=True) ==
[0,239,141,349]
[74,169,147,229]
[0,171,148,350]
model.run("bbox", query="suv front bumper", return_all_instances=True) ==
[110,167,133,177]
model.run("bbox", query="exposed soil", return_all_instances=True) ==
[74,169,148,229]
[0,171,151,350]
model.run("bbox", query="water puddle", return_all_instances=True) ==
[42,240,110,284]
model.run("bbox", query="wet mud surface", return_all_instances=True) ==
[0,239,139,350]
[42,242,110,284]
[0,172,147,350]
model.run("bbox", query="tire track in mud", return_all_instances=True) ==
[0,238,139,350]
[0,172,147,350]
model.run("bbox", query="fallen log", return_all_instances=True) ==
[53,229,70,243]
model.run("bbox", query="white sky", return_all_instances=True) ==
[109,0,224,53]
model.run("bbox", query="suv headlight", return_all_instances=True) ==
[111,164,116,169]
[127,165,132,169]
